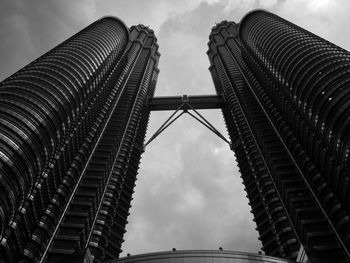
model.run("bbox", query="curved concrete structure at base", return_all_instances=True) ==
[112,250,295,263]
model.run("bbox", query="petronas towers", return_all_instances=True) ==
[1,9,350,263]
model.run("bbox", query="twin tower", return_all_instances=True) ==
[1,9,350,263]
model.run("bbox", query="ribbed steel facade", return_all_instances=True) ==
[208,10,350,262]
[0,17,159,263]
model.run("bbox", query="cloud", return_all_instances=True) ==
[272,0,350,50]
[223,0,258,13]
[95,0,225,32]
[259,0,279,8]
[155,1,240,96]
[0,0,96,80]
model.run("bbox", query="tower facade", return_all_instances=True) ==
[208,10,350,262]
[0,17,159,262]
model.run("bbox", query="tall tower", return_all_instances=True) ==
[0,17,159,263]
[208,10,350,262]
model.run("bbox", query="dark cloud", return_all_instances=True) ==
[0,0,95,80]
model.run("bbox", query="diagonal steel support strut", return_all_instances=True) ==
[144,95,232,150]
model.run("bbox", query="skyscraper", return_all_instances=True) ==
[0,17,159,263]
[207,9,350,262]
[1,8,350,263]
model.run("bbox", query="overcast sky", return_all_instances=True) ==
[1,0,350,258]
